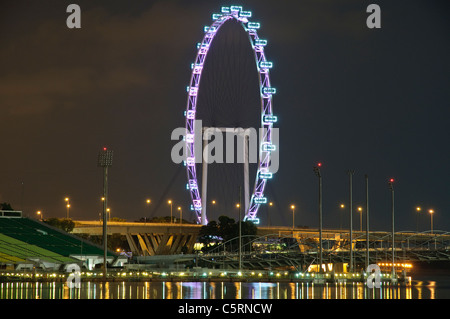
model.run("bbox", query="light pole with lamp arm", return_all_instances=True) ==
[313,162,323,272]
[388,178,395,281]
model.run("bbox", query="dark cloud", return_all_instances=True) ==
[0,0,448,232]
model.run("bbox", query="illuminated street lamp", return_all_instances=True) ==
[211,200,216,216]
[416,206,421,232]
[291,205,295,231]
[313,162,323,271]
[429,209,434,234]
[388,178,395,279]
[178,206,182,224]
[347,169,355,272]
[168,200,173,223]
[144,199,151,222]
[268,202,273,227]
[339,203,345,230]
[100,197,105,221]
[364,174,370,271]
[37,210,43,221]
[65,197,70,219]
[357,207,363,232]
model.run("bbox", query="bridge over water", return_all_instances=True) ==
[72,221,450,270]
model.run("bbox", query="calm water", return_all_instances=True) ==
[1,276,449,299]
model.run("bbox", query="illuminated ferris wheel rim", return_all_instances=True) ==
[185,6,277,224]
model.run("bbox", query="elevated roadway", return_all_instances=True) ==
[72,221,450,264]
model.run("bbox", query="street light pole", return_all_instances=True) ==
[291,205,295,232]
[178,206,183,225]
[365,174,370,271]
[211,200,216,217]
[388,178,395,279]
[429,209,434,234]
[168,200,173,223]
[98,147,113,280]
[358,207,363,232]
[347,170,354,272]
[313,163,323,272]
[268,202,273,227]
[146,199,151,222]
[416,206,421,233]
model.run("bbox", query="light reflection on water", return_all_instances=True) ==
[0,280,446,299]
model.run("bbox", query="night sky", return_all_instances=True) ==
[0,0,449,232]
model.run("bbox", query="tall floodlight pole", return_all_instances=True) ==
[347,170,355,272]
[365,174,370,270]
[388,178,395,279]
[98,147,113,279]
[313,163,323,272]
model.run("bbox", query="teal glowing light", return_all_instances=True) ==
[247,22,260,29]
[247,217,260,224]
[262,143,276,152]
[254,197,267,204]
[263,114,277,123]
[262,87,276,95]
[254,39,267,46]
[240,11,252,18]
[259,61,273,68]
[204,26,217,33]
[259,171,273,179]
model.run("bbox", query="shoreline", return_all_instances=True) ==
[0,271,413,286]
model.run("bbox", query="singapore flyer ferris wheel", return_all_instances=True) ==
[184,6,278,225]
